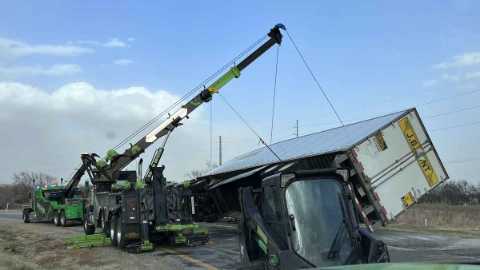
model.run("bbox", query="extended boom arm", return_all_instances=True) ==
[87,24,285,183]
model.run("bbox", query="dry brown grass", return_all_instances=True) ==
[394,203,480,231]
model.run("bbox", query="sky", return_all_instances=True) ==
[0,1,479,184]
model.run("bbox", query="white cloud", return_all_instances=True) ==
[74,38,130,48]
[0,64,81,77]
[0,38,93,60]
[433,52,480,69]
[0,81,222,184]
[113,59,133,66]
[127,37,135,42]
[440,71,480,83]
[104,38,127,48]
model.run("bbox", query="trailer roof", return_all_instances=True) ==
[205,108,413,177]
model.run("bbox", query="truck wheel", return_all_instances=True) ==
[83,216,95,235]
[22,211,30,223]
[59,211,67,227]
[110,216,118,246]
[53,211,60,226]
[116,216,125,248]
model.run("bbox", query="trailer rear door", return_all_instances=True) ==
[353,109,448,222]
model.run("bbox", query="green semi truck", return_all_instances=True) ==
[22,164,89,226]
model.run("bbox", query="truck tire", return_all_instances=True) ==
[115,216,125,248]
[53,211,60,226]
[110,216,117,246]
[83,215,95,235]
[59,211,67,227]
[22,211,30,223]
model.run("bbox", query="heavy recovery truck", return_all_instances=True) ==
[22,165,88,226]
[76,24,285,252]
[238,169,390,269]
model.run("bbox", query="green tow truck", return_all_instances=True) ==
[22,164,89,226]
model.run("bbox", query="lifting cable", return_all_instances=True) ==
[269,46,280,144]
[285,29,344,126]
[111,35,268,151]
[218,93,282,162]
[65,35,268,181]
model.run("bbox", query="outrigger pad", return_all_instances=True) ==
[125,240,154,253]
[65,234,111,249]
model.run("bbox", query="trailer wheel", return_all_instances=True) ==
[83,215,95,235]
[59,211,67,227]
[116,216,125,248]
[22,211,30,223]
[53,211,60,226]
[110,216,117,245]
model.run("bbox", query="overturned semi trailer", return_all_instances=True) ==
[189,108,448,226]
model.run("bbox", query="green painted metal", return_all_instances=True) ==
[65,233,111,248]
[256,238,268,254]
[105,149,119,162]
[112,180,131,191]
[207,66,241,94]
[321,263,479,270]
[141,240,154,251]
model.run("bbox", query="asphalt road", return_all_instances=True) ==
[2,210,480,269]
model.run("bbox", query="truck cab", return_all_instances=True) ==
[239,169,389,269]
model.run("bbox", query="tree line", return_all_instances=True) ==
[0,172,56,209]
[419,180,480,205]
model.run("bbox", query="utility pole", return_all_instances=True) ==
[294,120,299,137]
[218,136,223,166]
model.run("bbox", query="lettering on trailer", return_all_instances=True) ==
[399,116,439,188]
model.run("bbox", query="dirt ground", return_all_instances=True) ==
[0,219,196,270]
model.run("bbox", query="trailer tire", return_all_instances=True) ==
[83,215,95,235]
[116,216,125,248]
[53,211,60,226]
[59,211,67,227]
[22,211,30,223]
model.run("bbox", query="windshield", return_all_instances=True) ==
[285,178,353,267]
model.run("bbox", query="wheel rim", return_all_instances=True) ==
[61,214,65,225]
[116,222,121,246]
[110,221,115,240]
[54,215,58,224]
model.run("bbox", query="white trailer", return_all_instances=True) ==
[196,108,448,226]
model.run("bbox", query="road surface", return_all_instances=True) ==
[1,210,480,269]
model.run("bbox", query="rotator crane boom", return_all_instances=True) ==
[87,24,285,183]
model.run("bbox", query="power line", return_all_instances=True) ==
[430,120,480,132]
[112,34,268,151]
[425,104,480,119]
[269,46,280,144]
[218,93,282,162]
[419,88,480,107]
[285,29,344,126]
[446,157,480,165]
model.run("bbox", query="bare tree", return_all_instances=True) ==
[0,171,57,207]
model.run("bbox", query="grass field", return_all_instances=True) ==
[394,203,480,231]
